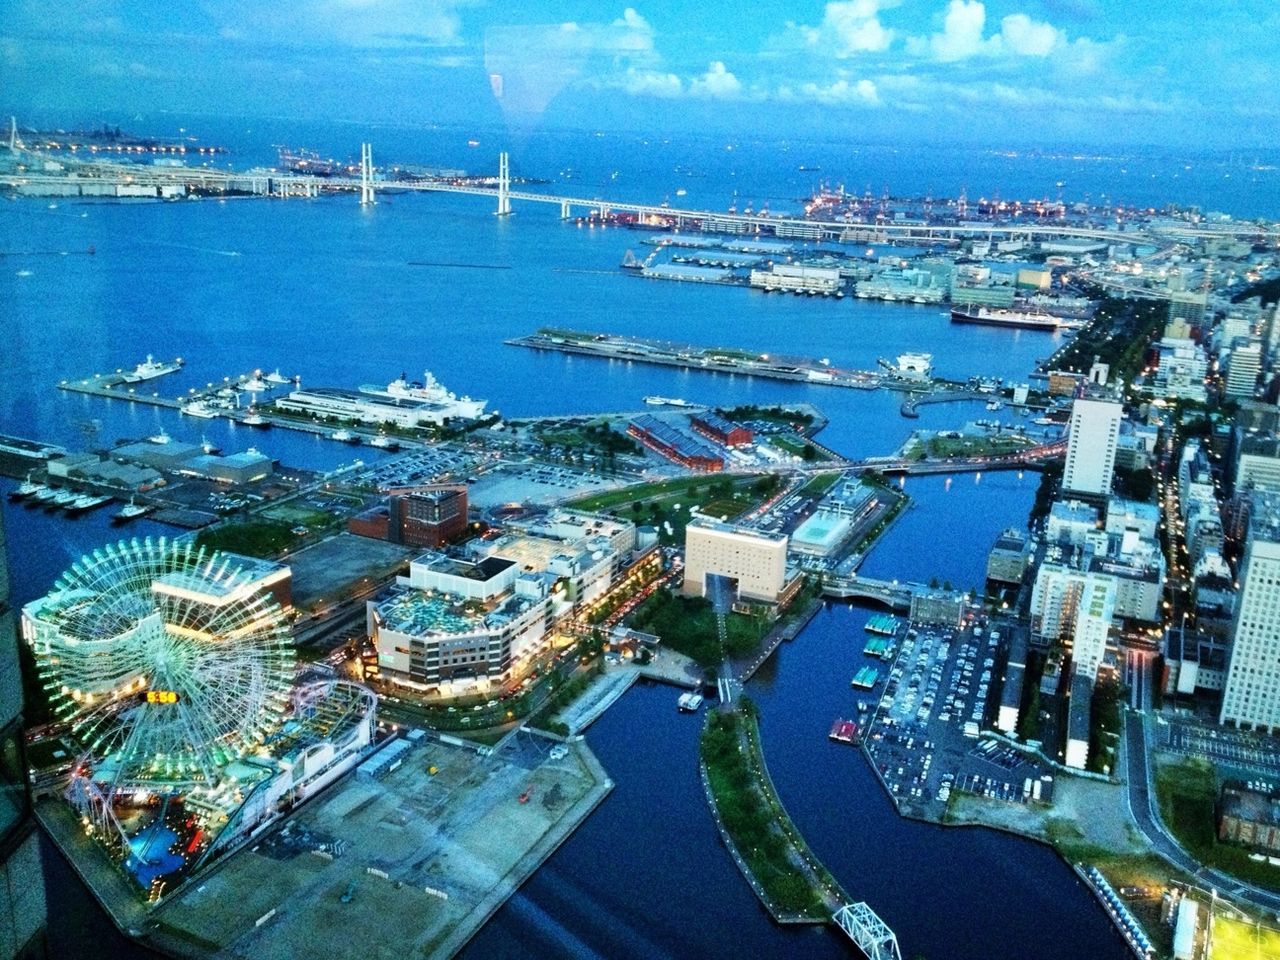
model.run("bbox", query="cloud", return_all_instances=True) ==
[689,61,742,99]
[793,77,881,106]
[618,67,683,98]
[923,0,993,60]
[798,1,897,56]
[999,13,1062,56]
[909,1,1074,61]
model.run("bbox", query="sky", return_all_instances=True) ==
[3,0,1279,148]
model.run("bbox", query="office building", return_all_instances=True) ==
[1220,497,1280,732]
[1063,398,1122,496]
[683,520,788,604]
[1167,290,1208,328]
[349,486,469,549]
[1224,340,1263,400]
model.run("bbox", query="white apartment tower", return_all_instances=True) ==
[1063,398,1122,496]
[1219,499,1280,732]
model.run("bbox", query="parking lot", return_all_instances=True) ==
[864,619,1050,817]
[1164,718,1280,778]
[360,445,484,491]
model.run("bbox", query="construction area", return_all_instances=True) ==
[149,731,612,960]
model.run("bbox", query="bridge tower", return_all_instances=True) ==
[560,199,571,220]
[833,903,901,960]
[496,151,512,216]
[359,143,375,206]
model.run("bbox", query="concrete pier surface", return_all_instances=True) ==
[124,733,613,960]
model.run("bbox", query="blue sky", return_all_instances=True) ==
[3,0,1278,147]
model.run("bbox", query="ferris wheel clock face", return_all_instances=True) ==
[28,537,295,787]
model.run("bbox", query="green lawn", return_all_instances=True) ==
[629,589,768,668]
[195,519,298,558]
[571,474,778,545]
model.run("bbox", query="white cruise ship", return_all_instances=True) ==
[358,370,487,420]
[121,355,183,383]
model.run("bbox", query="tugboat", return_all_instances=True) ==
[242,408,270,429]
[331,428,361,445]
[7,474,40,501]
[368,433,400,451]
[113,497,152,523]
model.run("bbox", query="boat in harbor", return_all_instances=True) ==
[677,692,704,712]
[643,396,694,407]
[369,434,400,451]
[148,429,172,445]
[181,400,217,419]
[242,374,271,392]
[331,428,361,445]
[950,307,1083,332]
[113,497,152,523]
[65,493,112,515]
[200,436,222,455]
[828,718,860,744]
[47,488,80,509]
[360,370,486,420]
[7,474,40,501]
[264,369,293,385]
[242,408,270,428]
[25,485,56,505]
[121,354,183,383]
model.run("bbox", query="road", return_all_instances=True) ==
[1124,710,1280,916]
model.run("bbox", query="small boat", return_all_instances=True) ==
[25,485,56,505]
[200,436,222,456]
[8,474,40,501]
[242,409,270,428]
[677,692,704,712]
[331,428,361,445]
[368,434,400,451]
[66,493,112,514]
[47,488,80,509]
[263,369,292,385]
[148,429,172,445]
[181,400,217,419]
[242,375,271,392]
[643,396,694,407]
[829,718,860,744]
[113,497,152,523]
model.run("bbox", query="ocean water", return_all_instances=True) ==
[7,123,1262,958]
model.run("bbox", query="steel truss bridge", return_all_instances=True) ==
[834,902,902,960]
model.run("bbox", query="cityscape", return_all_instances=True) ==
[2,4,1280,960]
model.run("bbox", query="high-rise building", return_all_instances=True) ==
[682,521,789,603]
[0,509,49,959]
[1225,340,1263,400]
[1220,496,1280,732]
[1063,398,1122,496]
[1167,290,1208,329]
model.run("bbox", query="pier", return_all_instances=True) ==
[508,328,882,390]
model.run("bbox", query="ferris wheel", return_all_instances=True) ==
[26,537,295,789]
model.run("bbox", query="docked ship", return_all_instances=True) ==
[277,147,344,177]
[331,429,361,445]
[883,353,932,380]
[181,400,217,419]
[359,370,487,420]
[121,355,183,383]
[950,307,1082,332]
[369,434,400,451]
[264,369,294,385]
[643,396,694,407]
[242,408,270,429]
